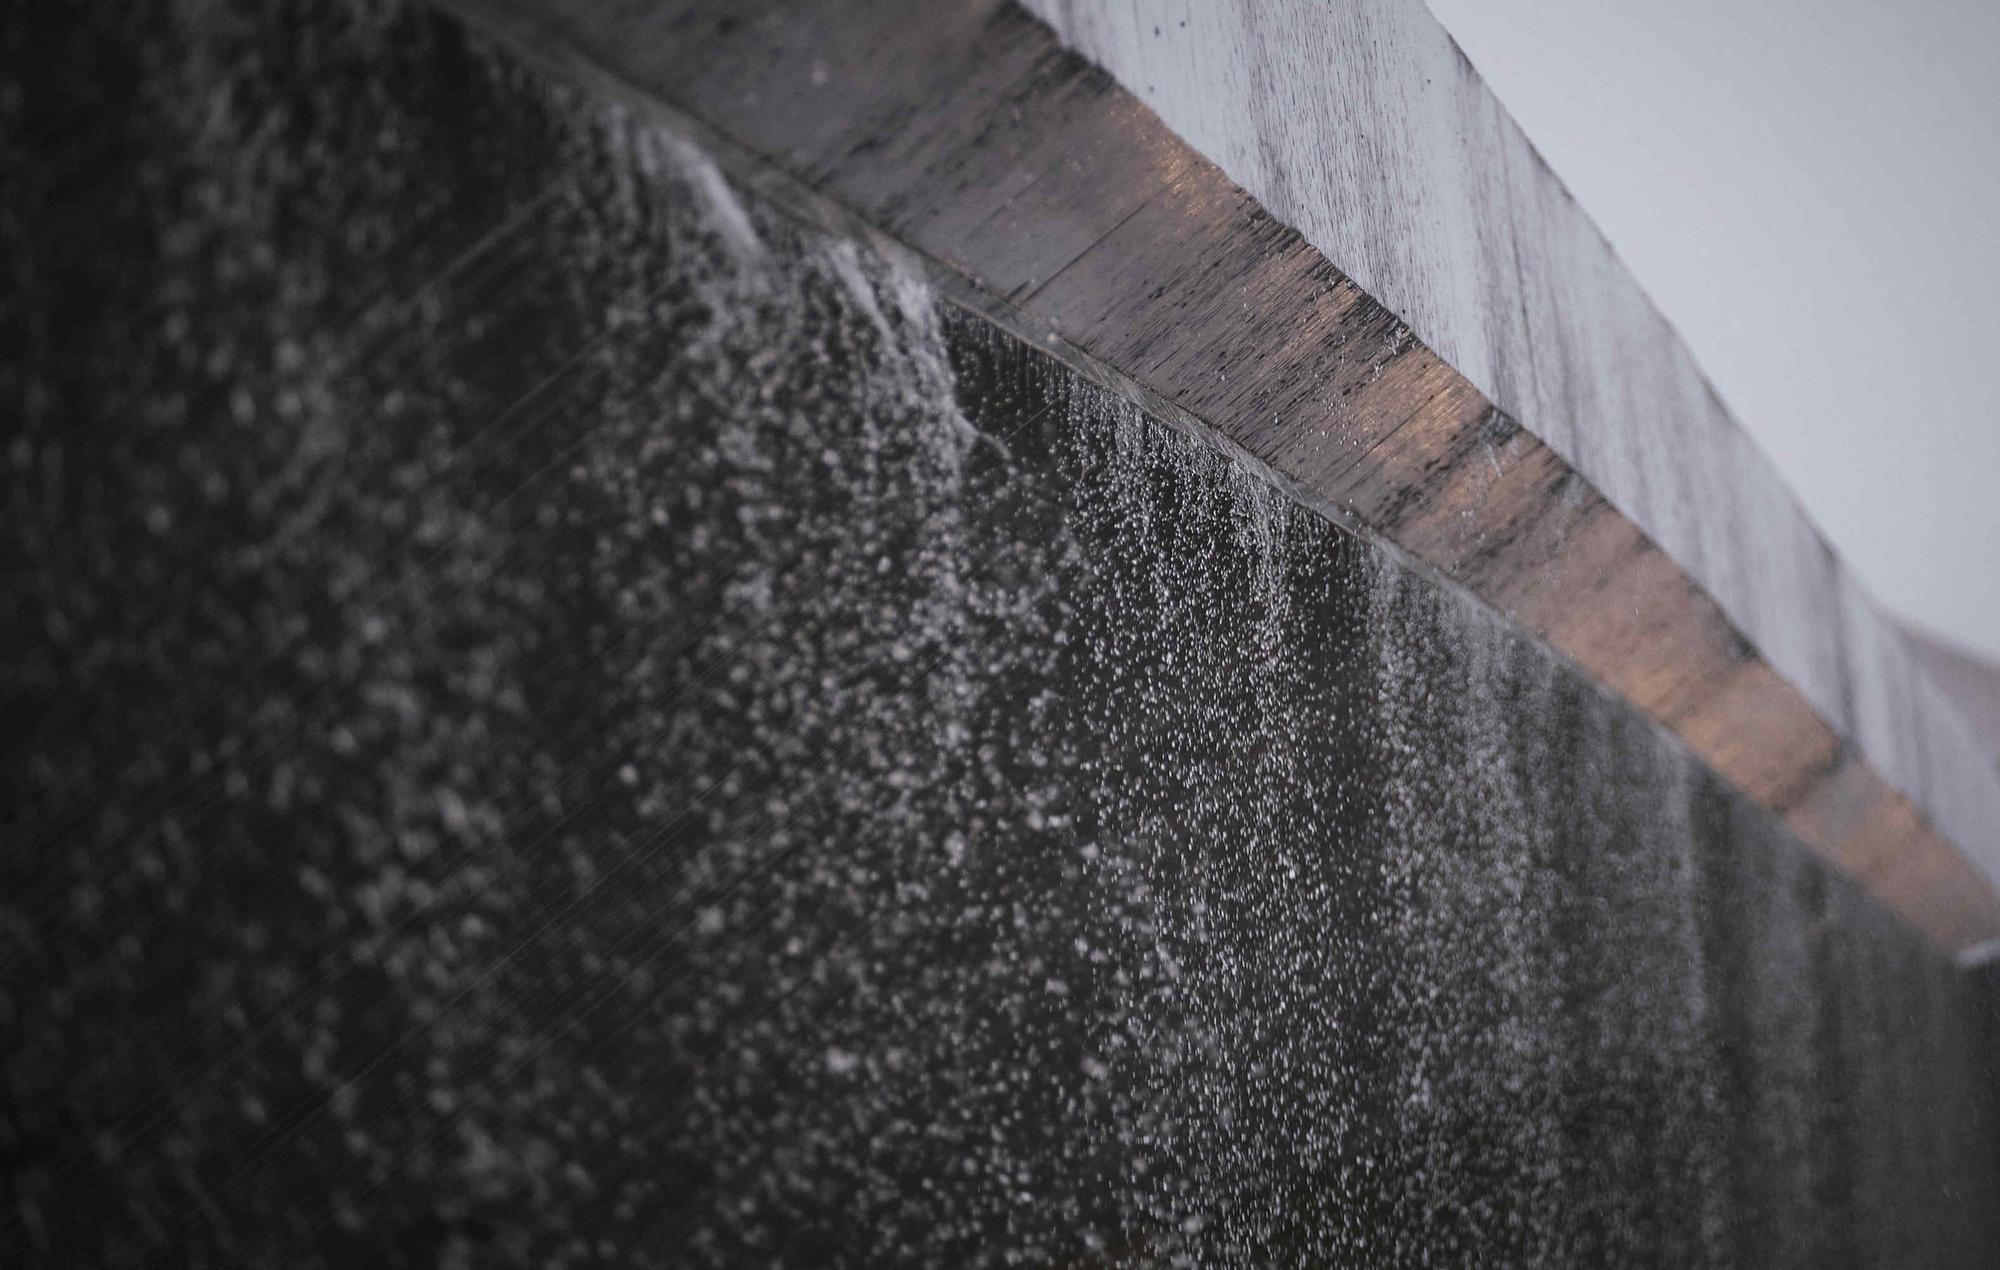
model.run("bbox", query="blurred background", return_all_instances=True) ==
[1428,0,2000,681]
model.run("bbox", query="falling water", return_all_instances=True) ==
[3,2,1995,1266]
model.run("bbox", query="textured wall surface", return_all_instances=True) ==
[1021,0,2000,894]
[4,3,1997,1266]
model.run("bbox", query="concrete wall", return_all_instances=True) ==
[1023,0,2000,898]
[4,3,1996,1263]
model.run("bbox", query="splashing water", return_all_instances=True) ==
[3,3,1996,1266]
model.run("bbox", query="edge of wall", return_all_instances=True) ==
[441,0,2000,952]
[1022,0,2000,914]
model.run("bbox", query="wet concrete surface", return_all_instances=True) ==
[3,3,1996,1265]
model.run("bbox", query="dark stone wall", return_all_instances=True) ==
[4,2,1995,1265]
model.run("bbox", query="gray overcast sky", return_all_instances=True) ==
[1425,0,2000,661]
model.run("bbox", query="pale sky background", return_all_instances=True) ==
[1425,0,2000,661]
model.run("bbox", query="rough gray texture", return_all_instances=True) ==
[4,2,1996,1265]
[1021,0,2000,893]
[1906,627,2000,777]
